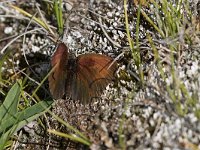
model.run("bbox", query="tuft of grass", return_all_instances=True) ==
[146,0,199,117]
[119,1,200,148]
[9,0,65,41]
[9,4,53,35]
[122,2,199,148]
[124,0,144,84]
[0,80,53,149]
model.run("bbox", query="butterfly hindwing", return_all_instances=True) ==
[66,53,117,103]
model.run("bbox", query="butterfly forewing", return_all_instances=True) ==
[48,43,68,99]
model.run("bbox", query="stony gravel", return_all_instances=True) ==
[0,0,200,149]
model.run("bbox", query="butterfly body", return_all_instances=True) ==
[49,43,117,104]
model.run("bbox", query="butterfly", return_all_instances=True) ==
[48,43,117,104]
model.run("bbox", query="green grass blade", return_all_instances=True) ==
[0,100,53,135]
[53,0,64,35]
[0,99,52,149]
[0,80,21,121]
[48,129,91,146]
[0,128,13,150]
[9,5,48,30]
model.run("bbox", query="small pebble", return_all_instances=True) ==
[4,27,13,34]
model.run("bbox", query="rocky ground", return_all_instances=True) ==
[0,0,200,149]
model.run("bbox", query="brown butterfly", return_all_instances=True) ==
[48,43,117,104]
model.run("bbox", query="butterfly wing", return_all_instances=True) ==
[48,43,68,99]
[66,53,117,103]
